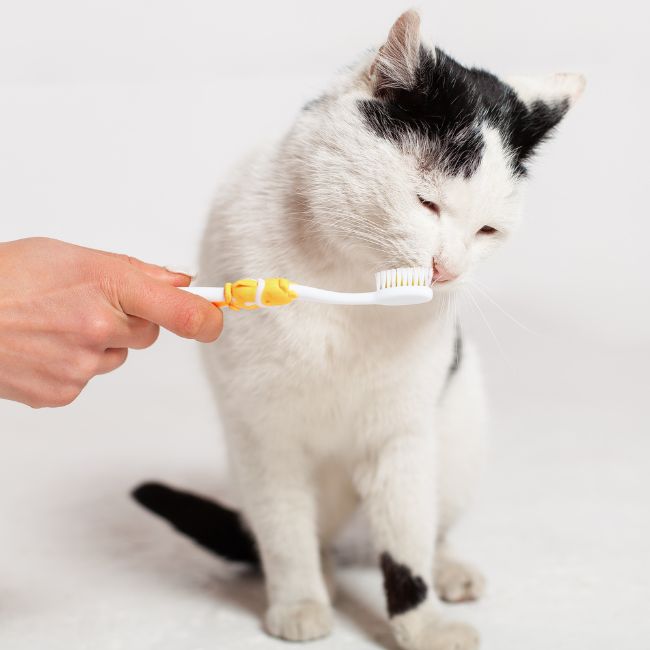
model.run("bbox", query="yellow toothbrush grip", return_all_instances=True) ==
[213,277,297,310]
[261,277,297,306]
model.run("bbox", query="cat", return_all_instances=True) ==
[133,10,584,650]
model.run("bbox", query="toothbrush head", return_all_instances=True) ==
[373,266,434,306]
[375,266,433,290]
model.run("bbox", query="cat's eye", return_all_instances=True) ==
[417,195,440,216]
[478,225,498,235]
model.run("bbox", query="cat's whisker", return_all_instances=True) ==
[468,280,540,336]
[462,286,512,371]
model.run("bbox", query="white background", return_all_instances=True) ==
[0,2,648,649]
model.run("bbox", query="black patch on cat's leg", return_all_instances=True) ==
[380,552,428,617]
[132,482,259,565]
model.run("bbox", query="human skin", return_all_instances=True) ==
[0,237,223,408]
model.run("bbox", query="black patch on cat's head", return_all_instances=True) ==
[380,551,428,617]
[359,46,569,176]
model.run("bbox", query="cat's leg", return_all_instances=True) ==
[354,429,479,650]
[315,459,359,603]
[435,339,487,603]
[230,431,332,642]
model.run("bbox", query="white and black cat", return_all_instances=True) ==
[134,10,583,650]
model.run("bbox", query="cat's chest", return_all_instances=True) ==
[277,303,451,385]
[217,301,453,400]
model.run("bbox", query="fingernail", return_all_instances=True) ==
[164,264,197,278]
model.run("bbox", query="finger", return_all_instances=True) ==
[117,255,193,286]
[117,273,223,343]
[88,247,194,286]
[107,315,160,350]
[96,348,129,375]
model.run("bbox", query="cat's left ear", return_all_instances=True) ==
[506,72,586,112]
[369,10,422,97]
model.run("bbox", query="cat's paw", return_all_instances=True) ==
[434,556,485,603]
[395,617,480,650]
[423,620,480,650]
[392,611,479,650]
[265,600,333,641]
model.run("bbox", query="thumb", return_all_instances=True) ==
[116,271,223,342]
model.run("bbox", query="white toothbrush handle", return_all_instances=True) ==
[181,286,226,302]
[293,284,432,306]
[181,284,360,306]
[181,284,432,307]
[291,284,377,305]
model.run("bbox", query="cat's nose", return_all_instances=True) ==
[432,261,457,283]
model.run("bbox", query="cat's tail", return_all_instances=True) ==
[131,482,259,565]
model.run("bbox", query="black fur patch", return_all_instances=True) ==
[132,482,259,565]
[359,46,569,176]
[448,325,463,377]
[380,552,428,617]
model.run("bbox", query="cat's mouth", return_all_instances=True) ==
[431,259,458,288]
[431,277,459,292]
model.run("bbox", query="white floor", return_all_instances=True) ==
[1,306,648,650]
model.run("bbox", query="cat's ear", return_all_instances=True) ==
[506,73,586,112]
[504,73,586,168]
[370,10,422,97]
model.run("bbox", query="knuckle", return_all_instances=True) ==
[83,313,115,345]
[55,386,82,407]
[142,324,160,348]
[115,253,137,267]
[71,352,100,380]
[108,347,128,366]
[42,384,83,408]
[26,394,48,409]
[23,384,54,409]
[115,348,129,367]
[126,322,158,350]
[26,236,52,248]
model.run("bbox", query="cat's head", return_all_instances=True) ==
[294,10,584,288]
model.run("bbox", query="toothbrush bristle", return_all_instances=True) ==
[374,266,433,290]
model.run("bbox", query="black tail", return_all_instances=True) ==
[132,482,259,565]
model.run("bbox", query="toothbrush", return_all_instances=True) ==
[183,266,433,310]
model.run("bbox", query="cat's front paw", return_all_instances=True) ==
[265,599,333,641]
[393,611,479,650]
[421,620,480,650]
[434,556,485,603]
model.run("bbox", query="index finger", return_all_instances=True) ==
[116,272,223,342]
[85,245,194,286]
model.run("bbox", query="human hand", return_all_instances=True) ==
[0,237,222,408]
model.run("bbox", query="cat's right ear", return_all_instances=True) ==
[370,10,422,98]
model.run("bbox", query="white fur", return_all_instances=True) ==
[197,11,580,650]
[506,72,586,108]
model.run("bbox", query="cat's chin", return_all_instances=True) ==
[432,280,462,294]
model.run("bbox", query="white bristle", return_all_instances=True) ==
[375,266,433,290]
